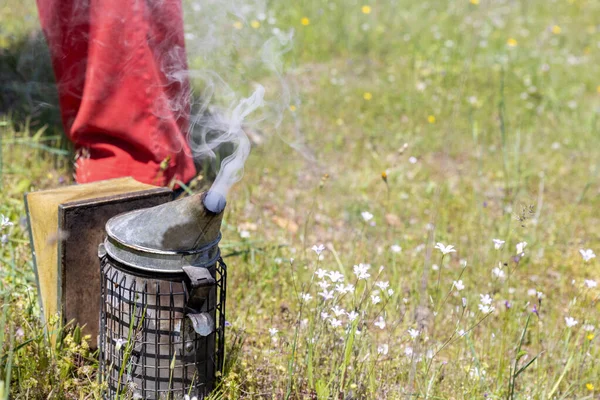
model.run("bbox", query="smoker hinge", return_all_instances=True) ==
[182,266,216,311]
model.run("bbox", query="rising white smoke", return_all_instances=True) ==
[189,83,264,203]
[176,0,308,202]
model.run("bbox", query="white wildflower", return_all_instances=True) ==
[329,318,342,328]
[353,263,371,280]
[516,241,527,255]
[115,338,127,351]
[492,239,505,249]
[390,244,402,253]
[319,290,334,300]
[317,280,330,290]
[347,311,359,321]
[584,279,597,288]
[478,294,494,313]
[375,281,389,290]
[462,297,467,308]
[580,249,596,262]
[300,293,313,302]
[387,288,394,296]
[335,284,348,294]
[315,268,329,279]
[527,288,537,296]
[492,267,506,279]
[458,329,466,337]
[377,344,389,355]
[361,211,373,222]
[374,316,386,329]
[453,280,465,291]
[408,328,420,339]
[583,324,595,332]
[269,328,279,336]
[344,284,356,293]
[404,346,413,357]
[239,230,250,238]
[480,294,493,305]
[536,291,544,300]
[331,305,346,317]
[320,312,329,320]
[371,295,381,305]
[0,214,13,230]
[312,244,326,256]
[435,242,456,255]
[478,304,495,313]
[565,316,578,328]
[328,271,344,283]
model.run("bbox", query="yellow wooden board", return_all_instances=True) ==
[25,177,162,327]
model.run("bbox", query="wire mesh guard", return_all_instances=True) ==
[99,256,226,399]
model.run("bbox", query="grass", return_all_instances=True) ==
[2,0,600,398]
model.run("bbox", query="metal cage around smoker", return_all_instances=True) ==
[99,239,226,399]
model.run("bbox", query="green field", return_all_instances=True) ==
[1,0,600,398]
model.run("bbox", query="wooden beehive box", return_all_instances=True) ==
[25,177,172,343]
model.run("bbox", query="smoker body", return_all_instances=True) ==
[98,197,226,400]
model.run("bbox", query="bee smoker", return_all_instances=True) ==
[98,192,227,399]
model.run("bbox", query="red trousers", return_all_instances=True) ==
[37,0,196,186]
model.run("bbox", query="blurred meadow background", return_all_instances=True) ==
[1,0,600,398]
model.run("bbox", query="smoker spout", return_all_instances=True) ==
[203,191,226,214]
[105,191,224,252]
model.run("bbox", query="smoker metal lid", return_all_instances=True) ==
[102,207,222,274]
[102,192,224,273]
[102,231,221,274]
[104,193,223,252]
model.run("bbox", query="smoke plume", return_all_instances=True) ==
[179,0,303,201]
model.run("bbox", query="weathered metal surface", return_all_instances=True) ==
[99,248,226,399]
[99,191,226,399]
[183,265,216,311]
[104,192,225,253]
[103,231,221,274]
[58,188,172,342]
